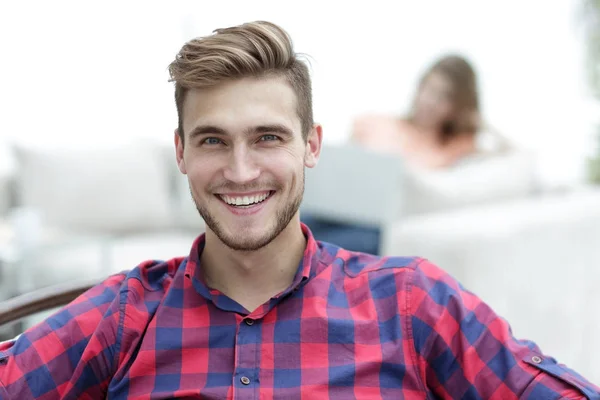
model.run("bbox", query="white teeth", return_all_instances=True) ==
[221,192,270,206]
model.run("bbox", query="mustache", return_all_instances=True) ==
[207,181,282,193]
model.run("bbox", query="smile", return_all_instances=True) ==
[217,191,274,208]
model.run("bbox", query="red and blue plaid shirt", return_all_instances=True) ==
[1,225,598,399]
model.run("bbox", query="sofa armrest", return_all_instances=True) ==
[380,187,600,383]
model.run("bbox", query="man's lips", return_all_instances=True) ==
[216,190,274,208]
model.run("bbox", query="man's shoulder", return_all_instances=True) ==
[108,256,187,294]
[318,241,424,277]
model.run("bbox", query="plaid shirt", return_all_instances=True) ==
[0,225,598,399]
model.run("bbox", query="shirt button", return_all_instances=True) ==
[240,376,251,385]
[531,356,542,364]
[245,318,254,326]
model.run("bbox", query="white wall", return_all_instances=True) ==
[0,0,597,184]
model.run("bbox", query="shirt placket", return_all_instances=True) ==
[232,316,261,400]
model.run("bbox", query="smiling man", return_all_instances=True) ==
[0,21,598,399]
[174,71,318,312]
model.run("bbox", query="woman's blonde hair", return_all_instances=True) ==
[168,21,313,142]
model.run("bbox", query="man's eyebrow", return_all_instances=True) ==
[188,124,295,140]
[188,125,227,140]
[246,124,294,137]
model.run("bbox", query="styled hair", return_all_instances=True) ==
[168,21,313,142]
[414,54,481,144]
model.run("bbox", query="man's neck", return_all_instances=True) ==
[199,218,307,312]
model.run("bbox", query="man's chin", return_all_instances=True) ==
[198,192,302,252]
[218,233,274,252]
[206,223,274,251]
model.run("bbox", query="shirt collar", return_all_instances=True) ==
[183,223,322,310]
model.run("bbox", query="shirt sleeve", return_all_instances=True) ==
[408,259,600,399]
[0,273,127,400]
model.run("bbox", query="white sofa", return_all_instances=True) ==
[381,187,600,384]
[1,140,205,294]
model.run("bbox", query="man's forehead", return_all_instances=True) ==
[181,78,301,134]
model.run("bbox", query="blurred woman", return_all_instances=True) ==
[352,54,493,169]
[304,55,508,255]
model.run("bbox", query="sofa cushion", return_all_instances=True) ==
[402,150,538,215]
[14,141,173,233]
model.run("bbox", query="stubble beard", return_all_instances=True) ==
[191,172,304,252]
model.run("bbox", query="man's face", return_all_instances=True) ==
[175,76,322,251]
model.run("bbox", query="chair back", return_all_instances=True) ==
[0,277,99,327]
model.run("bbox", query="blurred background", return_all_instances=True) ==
[1,0,598,183]
[0,0,599,384]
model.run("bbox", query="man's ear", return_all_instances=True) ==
[174,129,187,174]
[304,124,323,168]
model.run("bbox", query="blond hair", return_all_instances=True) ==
[168,21,313,142]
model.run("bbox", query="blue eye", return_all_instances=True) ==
[203,137,222,145]
[260,134,279,141]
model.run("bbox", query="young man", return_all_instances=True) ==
[0,21,598,399]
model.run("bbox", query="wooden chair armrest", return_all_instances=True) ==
[0,277,101,327]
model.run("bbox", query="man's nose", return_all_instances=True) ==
[222,147,261,184]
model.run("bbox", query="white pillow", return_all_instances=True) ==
[403,150,538,215]
[14,141,173,233]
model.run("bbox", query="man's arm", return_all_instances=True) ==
[0,273,127,399]
[407,259,600,399]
